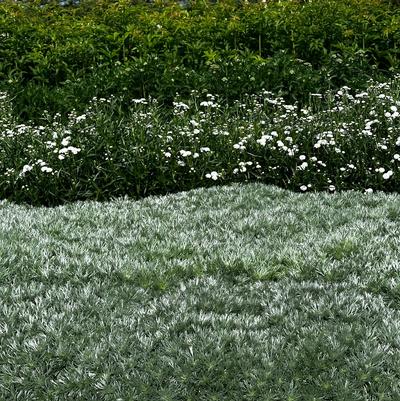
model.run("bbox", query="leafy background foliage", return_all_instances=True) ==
[1,0,400,120]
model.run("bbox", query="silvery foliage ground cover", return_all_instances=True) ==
[1,183,400,400]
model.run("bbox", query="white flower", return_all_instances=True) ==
[298,162,308,170]
[233,143,245,150]
[193,152,199,158]
[45,141,56,148]
[365,188,374,194]
[200,147,210,153]
[164,152,171,158]
[299,155,306,161]
[256,135,270,146]
[67,146,81,155]
[200,101,214,107]
[133,98,148,104]
[394,154,400,160]
[300,185,308,192]
[61,136,71,147]
[22,165,33,174]
[41,166,53,173]
[75,114,86,123]
[179,150,192,157]
[205,171,219,180]
[172,101,189,111]
[383,170,393,180]
[328,185,336,192]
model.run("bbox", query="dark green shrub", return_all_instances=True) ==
[0,0,399,121]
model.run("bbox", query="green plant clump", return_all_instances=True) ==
[2,77,400,205]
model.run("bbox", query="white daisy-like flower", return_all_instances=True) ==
[67,146,81,155]
[383,170,393,180]
[22,165,33,173]
[200,101,214,107]
[61,136,71,147]
[132,98,148,104]
[205,171,219,180]
[179,150,192,157]
[75,114,86,123]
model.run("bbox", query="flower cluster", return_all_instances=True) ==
[2,76,400,204]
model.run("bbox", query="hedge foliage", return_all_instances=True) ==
[1,0,400,120]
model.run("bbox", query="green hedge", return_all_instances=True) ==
[1,0,400,120]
